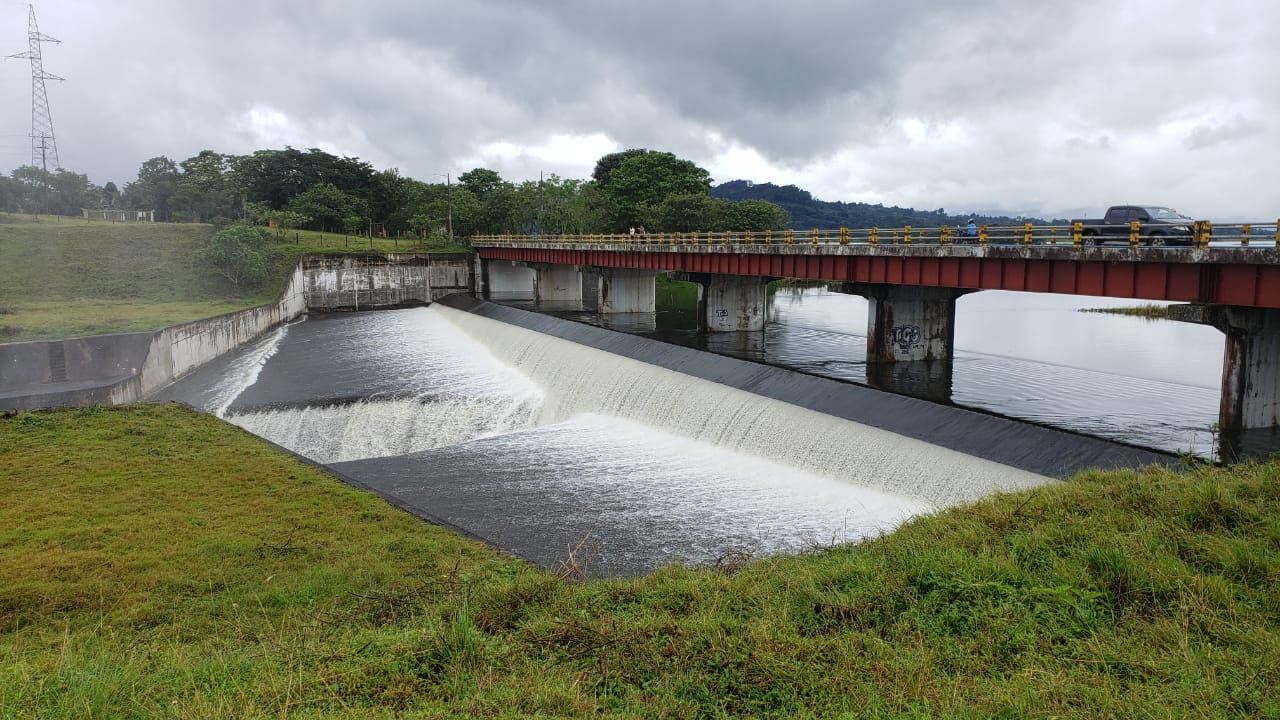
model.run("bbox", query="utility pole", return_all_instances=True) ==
[446,173,453,241]
[8,4,63,215]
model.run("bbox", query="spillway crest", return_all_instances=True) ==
[430,304,1052,507]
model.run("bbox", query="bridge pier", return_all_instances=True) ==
[692,274,769,332]
[597,268,656,314]
[482,260,535,301]
[835,283,971,363]
[532,263,584,308]
[1171,304,1280,432]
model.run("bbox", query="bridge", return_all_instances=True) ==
[472,222,1280,438]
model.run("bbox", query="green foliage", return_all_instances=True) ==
[287,182,368,233]
[4,405,1280,717]
[600,151,713,230]
[1079,304,1171,319]
[191,223,274,288]
[122,156,180,220]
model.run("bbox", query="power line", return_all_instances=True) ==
[7,3,62,173]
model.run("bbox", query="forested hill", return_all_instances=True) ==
[711,180,1050,230]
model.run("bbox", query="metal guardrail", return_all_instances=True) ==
[473,221,1280,249]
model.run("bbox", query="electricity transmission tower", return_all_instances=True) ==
[8,4,63,181]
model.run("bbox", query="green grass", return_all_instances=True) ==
[3,404,1278,718]
[0,215,468,343]
[1080,304,1171,320]
[656,273,698,312]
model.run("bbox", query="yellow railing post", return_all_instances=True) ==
[903,225,912,246]
[1275,219,1280,248]
[939,226,950,246]
[1049,226,1058,245]
[745,230,754,246]
[812,228,819,245]
[869,227,879,247]
[1193,221,1210,248]
[785,229,794,245]
[1241,224,1252,247]
[1023,222,1033,247]
[978,225,989,246]
[840,227,849,245]
[1129,220,1140,248]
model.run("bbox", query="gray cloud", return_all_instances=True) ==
[2,0,1276,219]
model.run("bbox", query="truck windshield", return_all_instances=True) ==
[1143,207,1184,220]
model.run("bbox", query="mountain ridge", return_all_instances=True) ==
[711,180,1055,230]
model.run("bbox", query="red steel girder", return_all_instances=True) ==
[474,247,1280,308]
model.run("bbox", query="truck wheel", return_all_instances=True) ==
[1148,232,1166,247]
[1083,231,1101,247]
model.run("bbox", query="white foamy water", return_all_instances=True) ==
[224,309,545,462]
[207,325,290,417]
[230,395,539,464]
[464,413,934,552]
[433,304,1054,508]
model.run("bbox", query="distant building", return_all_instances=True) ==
[82,208,156,222]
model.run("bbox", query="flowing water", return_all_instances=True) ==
[540,287,1225,457]
[156,287,1213,576]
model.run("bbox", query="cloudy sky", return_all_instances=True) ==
[1,0,1275,220]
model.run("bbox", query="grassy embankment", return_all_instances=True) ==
[1080,304,1172,320]
[0,214,468,343]
[3,403,1278,718]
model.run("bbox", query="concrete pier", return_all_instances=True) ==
[1171,304,1280,431]
[695,275,768,332]
[597,268,656,314]
[483,260,536,301]
[835,283,970,364]
[533,264,584,308]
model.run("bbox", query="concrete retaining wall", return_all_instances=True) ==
[1,253,474,411]
[302,253,473,310]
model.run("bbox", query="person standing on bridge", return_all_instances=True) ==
[965,218,977,237]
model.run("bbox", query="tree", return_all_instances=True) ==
[598,151,713,230]
[458,168,503,199]
[591,149,651,187]
[654,193,723,232]
[230,147,375,211]
[172,150,235,222]
[191,224,272,288]
[720,199,789,231]
[287,182,366,232]
[100,181,120,208]
[123,156,179,220]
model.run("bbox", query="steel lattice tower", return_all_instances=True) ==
[8,4,62,172]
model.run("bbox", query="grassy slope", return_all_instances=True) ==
[0,216,468,343]
[0,215,268,342]
[3,404,1278,718]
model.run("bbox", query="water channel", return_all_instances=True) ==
[156,287,1225,577]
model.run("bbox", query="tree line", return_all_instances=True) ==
[0,147,791,238]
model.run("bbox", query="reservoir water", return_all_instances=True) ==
[157,288,1217,576]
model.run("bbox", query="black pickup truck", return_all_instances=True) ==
[1073,205,1195,246]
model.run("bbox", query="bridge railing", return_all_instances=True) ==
[473,221,1280,249]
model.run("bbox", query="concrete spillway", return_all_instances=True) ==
[422,302,1053,508]
[183,298,1172,576]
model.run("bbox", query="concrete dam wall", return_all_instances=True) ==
[0,253,474,411]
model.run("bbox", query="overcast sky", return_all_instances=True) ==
[2,0,1275,220]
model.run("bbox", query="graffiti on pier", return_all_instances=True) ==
[890,324,923,352]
